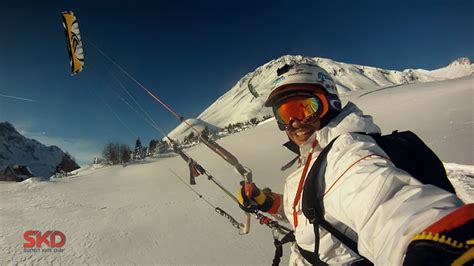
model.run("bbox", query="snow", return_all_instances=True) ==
[196,55,473,130]
[444,163,474,203]
[166,118,222,142]
[348,76,473,165]
[1,72,473,264]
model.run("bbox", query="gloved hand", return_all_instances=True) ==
[403,204,473,266]
[237,181,281,214]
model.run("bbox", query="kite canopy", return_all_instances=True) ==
[62,11,84,75]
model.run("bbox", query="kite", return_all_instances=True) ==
[62,11,84,75]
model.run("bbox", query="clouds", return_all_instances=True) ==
[0,93,36,102]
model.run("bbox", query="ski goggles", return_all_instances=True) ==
[273,96,325,131]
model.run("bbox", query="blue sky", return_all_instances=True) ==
[0,0,472,165]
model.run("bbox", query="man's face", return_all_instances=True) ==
[285,118,321,146]
[273,94,323,146]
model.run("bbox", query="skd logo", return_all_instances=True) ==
[23,230,66,248]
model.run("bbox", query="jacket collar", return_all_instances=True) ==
[299,102,381,156]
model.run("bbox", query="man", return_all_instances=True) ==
[237,63,472,265]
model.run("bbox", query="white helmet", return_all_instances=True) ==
[265,63,338,107]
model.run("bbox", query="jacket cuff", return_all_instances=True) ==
[266,193,282,214]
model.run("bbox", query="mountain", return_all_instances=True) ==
[195,55,473,129]
[0,122,73,178]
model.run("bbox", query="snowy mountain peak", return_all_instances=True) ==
[0,121,20,137]
[449,57,471,67]
[163,55,474,141]
[192,55,473,131]
[0,122,70,178]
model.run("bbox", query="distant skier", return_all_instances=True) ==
[237,63,473,265]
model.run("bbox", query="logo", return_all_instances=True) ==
[23,230,66,253]
[272,76,285,86]
[317,72,331,83]
[329,99,342,110]
[288,71,311,77]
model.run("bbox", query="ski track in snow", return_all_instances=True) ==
[1,157,279,264]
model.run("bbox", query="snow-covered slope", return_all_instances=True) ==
[196,55,473,129]
[1,77,472,264]
[0,122,67,177]
[166,118,221,142]
[348,76,473,165]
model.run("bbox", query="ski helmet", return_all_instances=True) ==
[264,63,338,107]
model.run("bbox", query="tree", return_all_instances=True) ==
[103,142,120,165]
[134,137,143,160]
[149,139,158,154]
[141,146,148,159]
[249,117,259,126]
[156,140,169,153]
[119,144,131,164]
[135,138,142,150]
[103,142,131,165]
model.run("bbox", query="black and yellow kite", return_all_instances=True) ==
[62,11,84,75]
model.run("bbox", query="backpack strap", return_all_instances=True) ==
[281,139,301,171]
[273,231,295,266]
[281,155,300,171]
[302,135,373,265]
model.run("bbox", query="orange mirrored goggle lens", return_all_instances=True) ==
[274,97,323,126]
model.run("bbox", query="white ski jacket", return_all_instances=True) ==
[279,102,463,265]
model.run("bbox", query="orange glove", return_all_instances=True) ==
[236,182,281,214]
